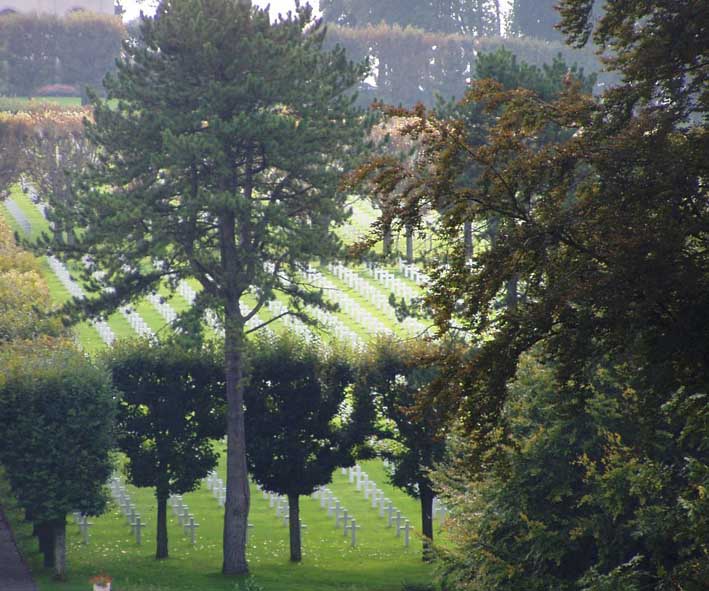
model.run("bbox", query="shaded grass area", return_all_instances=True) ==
[8,454,434,591]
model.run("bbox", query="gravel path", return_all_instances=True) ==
[0,505,37,591]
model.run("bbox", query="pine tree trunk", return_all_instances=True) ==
[222,303,250,575]
[420,482,434,562]
[405,225,414,263]
[463,221,473,260]
[52,518,66,580]
[287,493,302,562]
[156,489,169,559]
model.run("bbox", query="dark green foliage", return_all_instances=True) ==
[436,357,709,591]
[245,333,364,562]
[0,11,124,97]
[0,341,116,579]
[320,0,501,36]
[44,0,369,575]
[103,338,225,559]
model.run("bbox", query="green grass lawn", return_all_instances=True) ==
[9,454,436,591]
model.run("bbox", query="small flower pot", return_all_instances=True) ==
[93,584,111,591]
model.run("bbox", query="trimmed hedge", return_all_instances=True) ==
[0,11,125,98]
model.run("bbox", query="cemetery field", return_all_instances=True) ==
[0,188,443,591]
[6,456,436,591]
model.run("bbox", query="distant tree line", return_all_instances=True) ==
[324,24,602,107]
[0,11,124,98]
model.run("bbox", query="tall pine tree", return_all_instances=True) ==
[44,0,367,575]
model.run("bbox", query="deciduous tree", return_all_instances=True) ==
[245,333,365,562]
[0,341,116,580]
[351,0,709,587]
[355,336,464,560]
[104,338,225,560]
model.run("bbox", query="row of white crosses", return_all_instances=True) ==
[46,255,117,345]
[204,470,226,507]
[303,265,379,343]
[3,198,32,235]
[312,486,360,548]
[328,262,428,336]
[119,304,154,338]
[397,259,429,286]
[147,293,178,325]
[264,490,305,532]
[71,511,93,545]
[109,475,147,545]
[205,471,255,542]
[176,281,263,337]
[168,495,200,545]
[260,262,364,346]
[18,188,159,344]
[346,465,414,548]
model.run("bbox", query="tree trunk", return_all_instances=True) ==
[420,482,434,562]
[463,221,473,260]
[52,518,66,580]
[37,522,54,567]
[287,493,302,562]
[405,225,414,263]
[222,306,250,575]
[156,488,169,559]
[382,227,393,257]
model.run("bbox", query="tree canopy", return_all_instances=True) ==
[350,0,709,587]
[320,0,501,36]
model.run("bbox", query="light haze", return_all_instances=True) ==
[120,0,317,21]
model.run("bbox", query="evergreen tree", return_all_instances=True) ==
[44,0,368,575]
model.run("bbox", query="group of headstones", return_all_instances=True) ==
[312,486,360,548]
[205,471,255,542]
[331,261,428,335]
[344,465,414,548]
[147,293,178,325]
[120,305,154,338]
[71,511,93,545]
[262,489,306,534]
[109,475,147,545]
[168,495,200,545]
[303,266,366,345]
[46,254,116,345]
[204,470,226,507]
[397,260,429,285]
